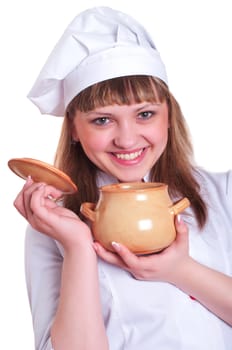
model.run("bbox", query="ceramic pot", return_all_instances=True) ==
[81,182,190,254]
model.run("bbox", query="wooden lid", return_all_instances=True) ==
[8,157,77,194]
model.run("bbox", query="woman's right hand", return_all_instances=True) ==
[14,177,93,251]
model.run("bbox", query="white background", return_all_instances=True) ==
[1,0,232,348]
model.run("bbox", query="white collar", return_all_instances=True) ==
[96,170,150,188]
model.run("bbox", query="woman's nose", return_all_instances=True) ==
[113,123,138,149]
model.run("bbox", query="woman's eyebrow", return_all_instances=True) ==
[136,103,161,111]
[85,111,111,116]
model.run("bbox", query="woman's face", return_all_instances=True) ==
[72,101,169,182]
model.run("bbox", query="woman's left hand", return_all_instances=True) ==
[93,216,190,283]
[95,217,232,325]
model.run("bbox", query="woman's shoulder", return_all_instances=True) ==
[194,167,232,199]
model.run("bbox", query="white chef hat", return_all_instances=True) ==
[28,6,168,117]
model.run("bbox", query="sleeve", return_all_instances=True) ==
[226,170,232,199]
[25,225,63,350]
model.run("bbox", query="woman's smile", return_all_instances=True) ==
[110,147,145,163]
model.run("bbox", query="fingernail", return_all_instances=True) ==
[177,214,185,226]
[26,175,32,183]
[111,241,121,251]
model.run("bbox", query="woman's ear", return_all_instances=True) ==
[71,127,79,142]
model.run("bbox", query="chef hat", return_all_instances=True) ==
[28,6,168,116]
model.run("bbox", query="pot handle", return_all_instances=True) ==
[170,197,190,215]
[80,202,96,222]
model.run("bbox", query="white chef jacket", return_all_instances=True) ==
[25,168,232,350]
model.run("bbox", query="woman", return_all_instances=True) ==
[14,6,232,350]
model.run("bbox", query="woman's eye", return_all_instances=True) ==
[92,117,110,125]
[138,111,155,119]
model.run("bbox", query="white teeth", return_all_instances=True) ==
[115,149,143,160]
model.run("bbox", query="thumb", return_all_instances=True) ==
[175,215,189,245]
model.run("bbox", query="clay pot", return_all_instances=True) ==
[81,182,190,254]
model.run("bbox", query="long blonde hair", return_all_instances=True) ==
[54,76,207,227]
